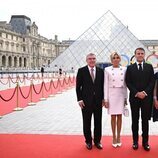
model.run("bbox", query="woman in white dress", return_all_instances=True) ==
[104,52,127,147]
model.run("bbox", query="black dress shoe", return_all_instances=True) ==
[132,143,138,150]
[143,144,150,151]
[95,143,103,149]
[86,143,92,150]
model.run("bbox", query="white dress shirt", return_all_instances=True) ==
[88,66,96,79]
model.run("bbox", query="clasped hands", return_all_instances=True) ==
[135,91,146,99]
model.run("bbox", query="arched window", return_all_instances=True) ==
[14,56,17,67]
[2,55,6,67]
[24,58,27,67]
[19,57,22,67]
[8,56,12,67]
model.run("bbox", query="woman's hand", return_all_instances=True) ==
[104,102,109,108]
[124,99,128,106]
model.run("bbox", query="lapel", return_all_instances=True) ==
[95,67,99,83]
[143,63,147,71]
[133,63,138,71]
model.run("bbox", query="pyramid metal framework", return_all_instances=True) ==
[48,10,149,71]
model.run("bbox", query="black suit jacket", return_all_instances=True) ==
[155,72,158,99]
[76,66,104,108]
[125,62,155,104]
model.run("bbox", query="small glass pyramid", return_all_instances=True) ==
[49,10,149,71]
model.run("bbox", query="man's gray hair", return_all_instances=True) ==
[86,53,96,59]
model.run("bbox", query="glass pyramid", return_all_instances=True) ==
[49,10,149,72]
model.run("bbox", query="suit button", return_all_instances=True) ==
[113,79,115,81]
[121,79,123,81]
[113,86,115,88]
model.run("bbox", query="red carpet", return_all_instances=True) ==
[0,77,75,115]
[0,135,157,158]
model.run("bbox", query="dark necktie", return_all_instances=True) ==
[90,68,95,82]
[138,63,143,71]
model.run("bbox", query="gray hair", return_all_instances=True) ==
[86,53,96,59]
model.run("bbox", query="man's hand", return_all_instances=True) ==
[154,100,158,109]
[78,100,85,109]
[135,92,146,99]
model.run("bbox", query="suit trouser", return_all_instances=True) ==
[130,100,150,144]
[81,104,102,144]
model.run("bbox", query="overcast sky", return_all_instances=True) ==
[0,0,158,41]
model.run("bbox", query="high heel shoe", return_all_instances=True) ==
[117,143,122,147]
[112,143,118,148]
[117,137,122,147]
[112,138,117,148]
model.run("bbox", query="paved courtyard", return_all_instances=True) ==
[0,87,158,136]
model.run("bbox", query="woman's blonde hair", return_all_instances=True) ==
[110,52,121,61]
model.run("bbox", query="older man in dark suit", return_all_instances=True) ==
[125,48,155,151]
[76,53,104,150]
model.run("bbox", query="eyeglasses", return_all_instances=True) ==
[112,57,120,59]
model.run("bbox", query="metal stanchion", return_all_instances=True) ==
[40,81,46,101]
[8,76,11,88]
[56,79,62,94]
[24,75,26,85]
[13,81,23,111]
[49,80,55,97]
[67,76,72,89]
[28,79,36,106]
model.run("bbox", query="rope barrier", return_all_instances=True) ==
[32,82,43,95]
[0,76,76,115]
[51,78,60,89]
[0,86,17,102]
[0,77,9,85]
[43,81,51,92]
[19,85,31,99]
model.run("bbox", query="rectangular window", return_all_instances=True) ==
[16,45,19,51]
[23,46,25,52]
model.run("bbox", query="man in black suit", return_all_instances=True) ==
[125,48,155,151]
[76,53,104,150]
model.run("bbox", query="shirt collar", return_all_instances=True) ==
[136,61,144,69]
[136,61,144,66]
[88,65,96,71]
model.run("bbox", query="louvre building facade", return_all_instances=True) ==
[0,15,70,71]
